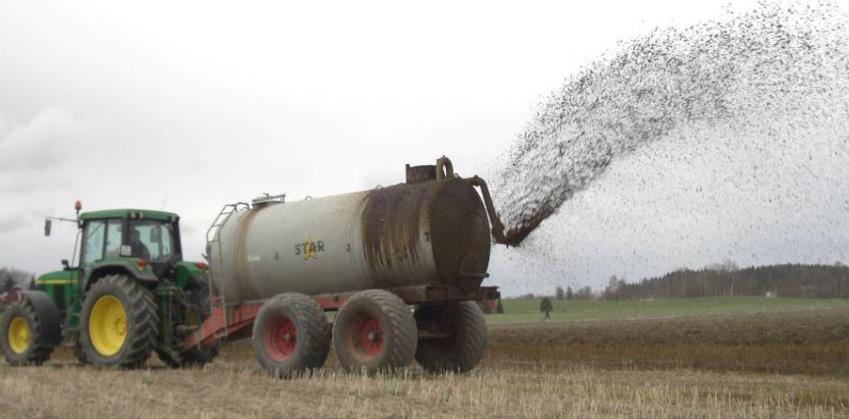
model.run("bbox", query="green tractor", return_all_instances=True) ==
[0,203,217,368]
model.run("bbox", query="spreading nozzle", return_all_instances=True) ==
[468,175,508,245]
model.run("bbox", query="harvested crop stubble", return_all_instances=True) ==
[1,361,848,418]
[2,307,849,417]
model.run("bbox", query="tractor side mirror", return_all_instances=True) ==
[44,219,52,236]
[61,259,70,270]
[149,228,161,242]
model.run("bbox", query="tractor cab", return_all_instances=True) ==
[76,209,183,281]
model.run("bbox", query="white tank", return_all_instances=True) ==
[207,175,492,303]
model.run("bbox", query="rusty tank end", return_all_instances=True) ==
[207,156,505,304]
[361,176,491,292]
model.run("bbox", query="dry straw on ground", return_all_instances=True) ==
[1,307,848,418]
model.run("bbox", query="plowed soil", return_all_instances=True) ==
[486,306,849,375]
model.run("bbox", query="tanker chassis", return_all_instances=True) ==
[1,156,507,376]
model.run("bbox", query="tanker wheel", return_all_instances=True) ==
[0,300,54,366]
[333,289,417,373]
[80,274,158,369]
[253,293,331,377]
[414,301,487,373]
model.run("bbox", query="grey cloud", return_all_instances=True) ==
[0,213,33,233]
[0,108,79,174]
[0,172,69,194]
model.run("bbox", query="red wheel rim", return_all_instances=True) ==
[350,314,383,358]
[265,316,297,361]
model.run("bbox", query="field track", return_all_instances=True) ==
[1,305,848,418]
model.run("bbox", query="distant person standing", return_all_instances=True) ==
[540,297,553,320]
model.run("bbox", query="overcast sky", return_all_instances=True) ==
[4,0,845,296]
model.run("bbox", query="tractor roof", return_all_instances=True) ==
[79,209,178,222]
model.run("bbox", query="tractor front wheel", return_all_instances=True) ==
[0,298,56,366]
[80,275,158,368]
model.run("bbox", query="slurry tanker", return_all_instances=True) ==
[1,156,507,375]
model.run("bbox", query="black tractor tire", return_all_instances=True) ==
[333,289,417,373]
[80,274,158,369]
[252,293,331,378]
[414,301,487,373]
[0,297,58,366]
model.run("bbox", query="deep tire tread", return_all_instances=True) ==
[415,301,487,373]
[80,274,158,369]
[253,293,332,377]
[334,289,417,373]
[1,300,54,366]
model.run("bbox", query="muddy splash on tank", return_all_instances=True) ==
[492,1,849,246]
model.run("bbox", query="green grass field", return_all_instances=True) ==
[486,296,849,324]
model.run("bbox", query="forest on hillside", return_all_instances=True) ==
[601,263,849,300]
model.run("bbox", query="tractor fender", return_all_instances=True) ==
[19,290,63,347]
[86,261,158,291]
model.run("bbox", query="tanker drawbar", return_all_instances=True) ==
[190,156,508,374]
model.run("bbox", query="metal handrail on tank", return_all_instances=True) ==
[204,201,249,340]
[205,202,250,245]
[251,193,286,207]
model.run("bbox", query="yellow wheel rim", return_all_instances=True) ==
[7,317,30,354]
[89,295,128,357]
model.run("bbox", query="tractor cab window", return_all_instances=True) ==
[82,220,106,266]
[129,220,176,263]
[104,219,124,258]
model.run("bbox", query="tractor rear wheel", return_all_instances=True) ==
[0,298,56,366]
[80,274,158,368]
[333,289,417,373]
[414,301,487,373]
[252,293,331,377]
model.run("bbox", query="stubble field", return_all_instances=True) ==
[1,298,848,418]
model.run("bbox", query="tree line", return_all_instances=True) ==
[601,262,849,300]
[0,267,33,294]
[515,285,595,301]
